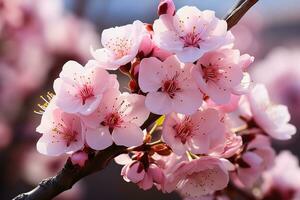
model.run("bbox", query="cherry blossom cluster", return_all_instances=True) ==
[35,0,297,199]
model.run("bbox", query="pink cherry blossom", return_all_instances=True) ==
[241,84,297,140]
[153,6,234,62]
[53,60,111,115]
[36,97,85,156]
[162,108,226,155]
[91,20,147,70]
[163,156,229,198]
[192,49,253,104]
[233,135,275,187]
[81,89,149,149]
[115,154,165,190]
[138,55,202,115]
[262,151,300,200]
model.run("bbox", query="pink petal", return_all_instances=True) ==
[119,93,150,126]
[145,92,172,115]
[112,123,144,147]
[85,126,113,150]
[114,154,132,165]
[172,89,203,114]
[139,57,165,92]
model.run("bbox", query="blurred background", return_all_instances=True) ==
[0,0,300,199]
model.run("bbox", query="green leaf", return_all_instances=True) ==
[155,115,165,126]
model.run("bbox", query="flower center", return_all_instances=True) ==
[162,79,180,99]
[52,126,78,147]
[105,37,133,59]
[174,117,193,144]
[201,64,223,83]
[79,84,94,105]
[181,33,202,48]
[102,112,123,129]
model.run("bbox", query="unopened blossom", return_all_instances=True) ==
[262,151,300,200]
[153,6,233,63]
[54,60,111,115]
[164,156,229,198]
[91,20,147,70]
[192,49,253,104]
[139,55,202,115]
[36,97,85,156]
[162,108,226,155]
[240,84,297,140]
[70,151,88,167]
[81,89,149,149]
[157,0,176,16]
[233,135,275,187]
[115,154,165,190]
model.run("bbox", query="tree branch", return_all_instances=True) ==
[225,0,259,30]
[13,113,161,200]
[13,0,259,199]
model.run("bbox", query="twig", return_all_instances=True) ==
[225,0,259,30]
[226,183,257,200]
[224,0,247,19]
[13,113,161,200]
[13,0,259,199]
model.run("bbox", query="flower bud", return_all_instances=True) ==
[157,0,175,16]
[124,161,145,183]
[70,151,88,167]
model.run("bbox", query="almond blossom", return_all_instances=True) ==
[138,55,202,115]
[240,84,297,140]
[192,48,253,104]
[153,6,233,63]
[163,155,230,198]
[36,97,85,156]
[162,108,226,155]
[91,20,147,70]
[81,89,149,149]
[54,60,111,115]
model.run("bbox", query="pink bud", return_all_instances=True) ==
[70,151,88,167]
[157,0,175,16]
[125,161,145,183]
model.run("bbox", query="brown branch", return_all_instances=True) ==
[13,0,260,199]
[225,0,259,30]
[225,183,257,200]
[13,113,161,200]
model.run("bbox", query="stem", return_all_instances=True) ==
[13,145,126,200]
[225,0,259,30]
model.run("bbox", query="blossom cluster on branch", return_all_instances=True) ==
[33,0,297,199]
